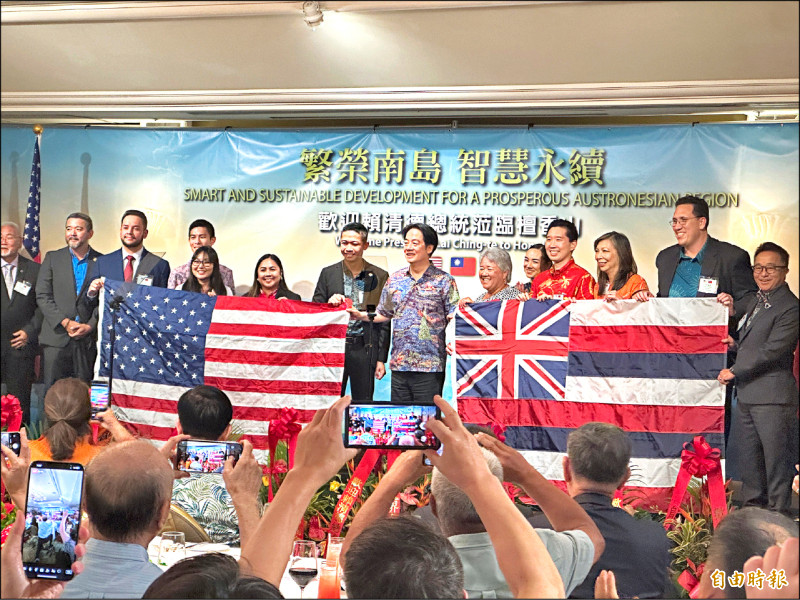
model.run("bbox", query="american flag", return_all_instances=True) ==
[96,281,348,460]
[455,298,727,508]
[23,135,41,262]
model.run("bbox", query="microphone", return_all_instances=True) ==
[109,295,125,311]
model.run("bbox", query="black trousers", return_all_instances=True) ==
[41,338,95,396]
[390,371,444,405]
[733,401,799,516]
[342,336,377,403]
[1,348,36,424]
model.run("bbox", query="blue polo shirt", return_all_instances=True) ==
[669,241,707,298]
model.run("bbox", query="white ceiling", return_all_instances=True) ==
[1,0,798,124]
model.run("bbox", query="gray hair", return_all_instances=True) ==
[479,247,513,283]
[431,447,503,535]
[1,222,21,235]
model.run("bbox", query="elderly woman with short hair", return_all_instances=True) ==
[458,247,520,307]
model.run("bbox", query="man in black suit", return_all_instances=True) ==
[654,195,757,445]
[313,222,389,402]
[524,423,673,599]
[719,242,799,516]
[36,213,102,392]
[655,195,756,326]
[1,222,43,423]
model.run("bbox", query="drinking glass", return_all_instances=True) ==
[288,540,318,599]
[158,531,186,567]
[325,535,344,567]
[317,562,340,599]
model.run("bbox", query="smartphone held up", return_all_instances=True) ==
[174,439,243,474]
[22,461,84,581]
[344,404,441,450]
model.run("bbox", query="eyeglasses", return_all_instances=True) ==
[752,265,787,274]
[191,260,213,267]
[669,217,701,227]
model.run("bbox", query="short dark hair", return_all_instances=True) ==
[754,241,789,268]
[707,507,798,599]
[143,553,282,599]
[177,385,233,440]
[84,441,174,543]
[343,516,464,598]
[66,212,93,231]
[121,209,148,229]
[567,422,631,485]
[401,222,438,256]
[546,219,579,242]
[342,222,368,243]
[675,195,709,229]
[188,219,215,239]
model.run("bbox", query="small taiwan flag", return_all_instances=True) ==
[450,256,477,277]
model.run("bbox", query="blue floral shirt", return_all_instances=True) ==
[377,264,459,372]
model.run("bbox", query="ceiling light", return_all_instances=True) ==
[303,1,323,29]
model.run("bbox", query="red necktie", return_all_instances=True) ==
[124,255,134,283]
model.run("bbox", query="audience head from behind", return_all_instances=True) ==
[343,516,464,599]
[41,377,92,461]
[430,445,502,536]
[696,507,798,599]
[176,385,233,441]
[564,422,631,496]
[84,440,174,546]
[143,553,282,599]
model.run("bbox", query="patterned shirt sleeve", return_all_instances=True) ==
[443,275,460,318]
[574,273,597,300]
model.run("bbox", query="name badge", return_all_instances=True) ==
[136,274,154,286]
[698,276,718,294]
[13,280,32,296]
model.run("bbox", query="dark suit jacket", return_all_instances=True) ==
[94,248,170,288]
[656,235,757,329]
[79,247,171,316]
[530,492,673,599]
[36,246,102,348]
[313,260,390,363]
[732,283,799,405]
[1,256,43,359]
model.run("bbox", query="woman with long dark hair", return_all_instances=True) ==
[181,246,230,296]
[593,231,649,301]
[28,378,132,464]
[243,254,300,300]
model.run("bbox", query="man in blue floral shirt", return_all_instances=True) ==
[350,223,459,404]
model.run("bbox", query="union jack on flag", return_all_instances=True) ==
[455,299,569,401]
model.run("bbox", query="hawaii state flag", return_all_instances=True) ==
[455,298,727,507]
[96,281,348,461]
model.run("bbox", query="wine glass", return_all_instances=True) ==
[289,540,318,599]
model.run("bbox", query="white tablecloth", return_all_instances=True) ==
[147,537,337,598]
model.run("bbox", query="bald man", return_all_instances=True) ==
[61,441,173,599]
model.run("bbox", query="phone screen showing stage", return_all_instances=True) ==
[176,440,243,474]
[89,381,109,416]
[345,404,441,449]
[22,461,84,581]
